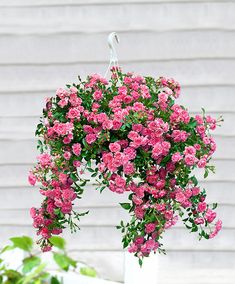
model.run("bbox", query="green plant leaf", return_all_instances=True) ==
[53,253,76,271]
[22,256,41,273]
[3,269,22,281]
[21,263,47,284]
[51,276,61,284]
[0,245,14,254]
[80,267,97,278]
[120,203,131,210]
[49,236,66,250]
[10,236,33,252]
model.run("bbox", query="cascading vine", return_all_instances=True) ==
[29,67,223,263]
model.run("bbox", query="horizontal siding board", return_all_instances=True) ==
[0,159,233,187]
[0,225,234,251]
[1,31,235,64]
[70,250,235,282]
[155,268,235,284]
[1,0,233,7]
[0,135,233,164]
[0,3,235,34]
[0,181,233,209]
[0,204,233,227]
[1,86,234,117]
[0,185,129,209]
[1,59,235,92]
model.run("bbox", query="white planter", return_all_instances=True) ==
[124,252,159,284]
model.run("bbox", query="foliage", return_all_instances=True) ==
[29,67,223,262]
[0,236,96,283]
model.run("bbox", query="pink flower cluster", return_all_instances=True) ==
[29,68,222,260]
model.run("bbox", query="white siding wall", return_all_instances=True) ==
[0,1,235,282]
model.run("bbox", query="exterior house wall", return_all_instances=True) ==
[0,1,234,282]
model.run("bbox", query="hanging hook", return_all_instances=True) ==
[108,32,120,66]
[104,32,120,78]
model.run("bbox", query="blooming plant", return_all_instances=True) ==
[0,235,96,283]
[29,68,223,264]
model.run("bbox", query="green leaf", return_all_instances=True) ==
[80,267,97,278]
[49,236,66,250]
[120,203,131,210]
[51,276,61,284]
[190,175,198,186]
[0,245,14,254]
[22,256,41,273]
[3,269,22,281]
[21,263,47,284]
[204,169,209,179]
[212,203,218,210]
[53,253,76,271]
[10,236,33,252]
[191,226,198,232]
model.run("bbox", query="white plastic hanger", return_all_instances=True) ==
[104,32,120,78]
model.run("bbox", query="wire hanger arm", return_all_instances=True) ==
[104,32,120,78]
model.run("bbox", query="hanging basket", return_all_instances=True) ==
[28,34,223,263]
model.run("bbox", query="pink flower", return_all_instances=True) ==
[132,195,143,205]
[102,120,113,130]
[42,245,52,252]
[184,146,196,156]
[128,243,138,253]
[118,86,128,96]
[30,207,37,218]
[195,217,204,225]
[83,125,93,134]
[58,98,68,108]
[62,190,76,201]
[132,124,143,132]
[63,151,71,160]
[192,187,200,196]
[37,153,51,167]
[61,202,72,214]
[73,160,81,167]
[28,172,36,186]
[59,173,68,185]
[205,209,217,223]
[67,107,80,120]
[40,227,51,239]
[184,154,198,166]
[128,131,139,141]
[134,206,144,219]
[216,219,222,231]
[86,134,97,144]
[124,147,136,160]
[135,236,144,245]
[145,223,156,234]
[175,191,186,203]
[197,202,207,213]
[172,152,182,163]
[72,143,82,156]
[198,158,207,168]
[152,142,162,158]
[123,162,135,175]
[115,175,126,188]
[109,142,121,153]
[112,120,122,130]
[209,220,222,239]
[93,90,103,100]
